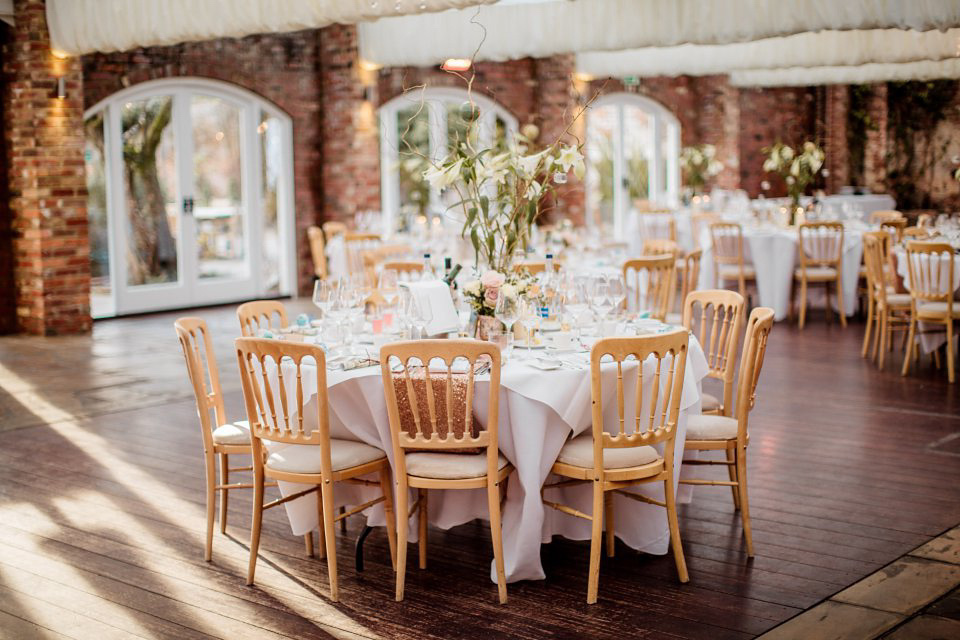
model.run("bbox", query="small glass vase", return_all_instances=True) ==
[475,314,503,341]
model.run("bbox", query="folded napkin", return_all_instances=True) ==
[400,280,459,336]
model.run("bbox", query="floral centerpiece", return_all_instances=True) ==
[680,143,723,194]
[762,141,825,219]
[424,122,584,274]
[460,270,534,338]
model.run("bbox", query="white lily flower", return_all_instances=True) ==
[525,180,543,200]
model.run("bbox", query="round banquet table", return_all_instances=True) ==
[258,335,708,584]
[695,223,864,321]
[894,247,960,354]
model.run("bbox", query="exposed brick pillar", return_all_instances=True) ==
[318,24,380,226]
[2,0,90,335]
[695,75,741,190]
[824,85,850,193]
[533,54,585,225]
[863,83,889,195]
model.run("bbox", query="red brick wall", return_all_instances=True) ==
[82,29,324,294]
[824,85,850,194]
[2,0,90,335]
[0,23,15,334]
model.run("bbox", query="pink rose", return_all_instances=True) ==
[480,270,506,288]
[484,287,499,306]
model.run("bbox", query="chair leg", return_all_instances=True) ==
[861,294,874,358]
[340,506,347,534]
[836,278,847,327]
[604,492,615,558]
[947,321,955,384]
[586,481,605,604]
[378,467,398,571]
[736,447,754,557]
[664,474,689,583]
[877,312,888,371]
[487,477,508,605]
[726,447,740,510]
[320,480,339,601]
[825,281,833,326]
[316,490,326,559]
[395,482,409,601]
[304,532,314,557]
[798,280,808,329]
[902,316,917,376]
[204,453,216,562]
[417,488,428,570]
[872,309,883,363]
[218,452,229,534]
[246,471,265,585]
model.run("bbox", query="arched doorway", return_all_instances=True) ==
[84,78,296,317]
[586,92,681,235]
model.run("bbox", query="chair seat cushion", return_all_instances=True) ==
[718,264,756,280]
[266,439,386,474]
[212,421,250,446]
[686,414,739,440]
[885,293,912,307]
[795,266,837,280]
[405,451,509,479]
[701,392,721,412]
[917,301,960,318]
[556,434,660,470]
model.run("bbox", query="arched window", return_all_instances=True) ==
[379,88,518,232]
[84,78,295,317]
[586,92,680,234]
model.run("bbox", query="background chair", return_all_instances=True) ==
[543,330,691,603]
[636,210,677,243]
[380,340,513,604]
[623,255,676,321]
[679,307,775,557]
[902,242,957,383]
[307,225,328,280]
[237,300,289,337]
[710,222,755,302]
[862,232,911,370]
[869,210,905,225]
[793,222,846,329]
[236,338,397,600]
[682,289,745,416]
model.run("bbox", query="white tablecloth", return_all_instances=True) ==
[894,248,960,354]
[261,338,708,583]
[696,225,863,321]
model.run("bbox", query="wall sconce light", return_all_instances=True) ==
[56,76,66,99]
[441,58,472,72]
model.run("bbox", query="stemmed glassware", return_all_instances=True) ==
[590,275,614,320]
[606,273,626,319]
[494,288,521,357]
[312,279,335,318]
[407,294,433,340]
[519,294,541,350]
[561,277,590,341]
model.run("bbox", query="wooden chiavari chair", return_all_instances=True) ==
[543,331,691,603]
[862,233,912,370]
[237,300,288,337]
[236,338,397,599]
[902,242,958,383]
[682,290,745,417]
[880,218,906,244]
[307,226,328,280]
[381,260,424,281]
[380,340,513,603]
[678,249,703,316]
[679,307,775,557]
[903,226,931,241]
[793,222,846,329]
[869,210,905,225]
[710,222,755,301]
[622,255,675,321]
[175,317,281,562]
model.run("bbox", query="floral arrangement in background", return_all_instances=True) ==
[424,121,585,273]
[762,141,825,207]
[461,269,533,317]
[680,143,723,193]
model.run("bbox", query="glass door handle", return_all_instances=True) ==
[182,197,195,215]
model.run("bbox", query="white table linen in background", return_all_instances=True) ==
[894,248,960,354]
[261,337,708,583]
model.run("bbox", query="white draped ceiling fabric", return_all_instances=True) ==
[45,0,495,56]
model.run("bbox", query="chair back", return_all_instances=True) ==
[382,261,425,281]
[321,221,347,238]
[380,340,502,476]
[679,249,703,308]
[588,331,689,470]
[797,222,843,269]
[636,211,677,242]
[642,238,679,257]
[307,226,328,279]
[345,232,382,274]
[682,289,744,410]
[880,218,906,243]
[902,226,930,241]
[869,210,904,225]
[904,242,955,308]
[237,300,289,337]
[623,255,675,320]
[862,232,891,307]
[710,222,745,265]
[733,307,775,432]
[235,338,329,450]
[175,317,227,452]
[513,261,546,276]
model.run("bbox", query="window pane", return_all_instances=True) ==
[192,95,245,280]
[85,112,112,317]
[396,105,430,216]
[121,96,178,286]
[446,100,480,153]
[622,105,652,204]
[587,104,617,228]
[259,112,281,296]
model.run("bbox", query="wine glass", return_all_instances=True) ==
[561,278,590,340]
[606,273,626,318]
[408,295,433,340]
[312,279,335,318]
[590,275,613,319]
[519,294,541,350]
[494,288,521,357]
[379,269,399,306]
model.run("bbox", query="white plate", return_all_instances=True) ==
[529,357,562,371]
[514,342,546,350]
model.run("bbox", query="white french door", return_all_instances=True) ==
[85,79,295,317]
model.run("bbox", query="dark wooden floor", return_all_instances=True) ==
[0,303,958,639]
